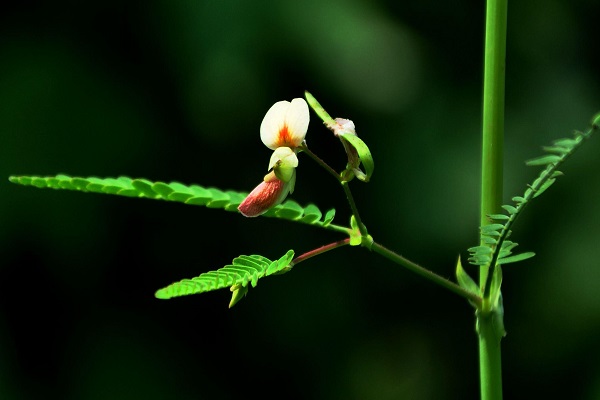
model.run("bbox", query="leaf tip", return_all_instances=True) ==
[229,284,248,308]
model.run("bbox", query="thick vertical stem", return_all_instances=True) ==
[478,312,504,400]
[480,0,507,239]
[479,0,508,399]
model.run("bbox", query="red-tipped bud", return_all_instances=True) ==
[237,171,295,217]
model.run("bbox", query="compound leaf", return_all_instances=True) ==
[9,175,339,230]
[155,250,295,307]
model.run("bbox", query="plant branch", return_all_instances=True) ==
[290,238,351,267]
[300,142,368,237]
[371,241,482,306]
[299,142,341,182]
[341,181,368,237]
[322,223,352,235]
[482,121,598,298]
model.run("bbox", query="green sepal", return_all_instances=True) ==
[338,133,374,182]
[273,164,295,183]
[304,91,334,125]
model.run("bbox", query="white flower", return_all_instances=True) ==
[260,98,309,150]
[239,98,309,218]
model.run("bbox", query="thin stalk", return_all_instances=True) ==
[299,143,341,182]
[341,182,368,237]
[290,238,351,267]
[371,242,482,306]
[300,142,368,237]
[321,223,352,235]
[479,0,508,399]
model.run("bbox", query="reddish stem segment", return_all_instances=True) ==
[290,238,351,267]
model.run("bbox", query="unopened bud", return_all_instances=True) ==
[327,118,356,137]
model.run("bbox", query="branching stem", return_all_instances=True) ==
[300,142,368,237]
[371,241,483,306]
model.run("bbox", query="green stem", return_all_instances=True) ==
[371,242,482,306]
[480,0,507,279]
[300,143,368,237]
[479,0,508,398]
[299,142,341,182]
[341,181,368,237]
[321,223,352,235]
[478,311,504,400]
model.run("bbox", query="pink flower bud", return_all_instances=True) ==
[237,171,295,217]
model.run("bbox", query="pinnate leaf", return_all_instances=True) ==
[155,250,295,306]
[9,175,337,228]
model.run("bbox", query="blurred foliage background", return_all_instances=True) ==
[1,0,599,399]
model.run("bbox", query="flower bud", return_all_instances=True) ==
[328,118,356,137]
[238,170,296,217]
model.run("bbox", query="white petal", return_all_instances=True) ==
[283,98,309,147]
[260,98,309,150]
[268,147,298,170]
[260,101,290,150]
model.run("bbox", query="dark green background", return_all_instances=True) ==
[2,1,599,399]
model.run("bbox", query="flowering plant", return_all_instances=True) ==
[9,85,599,400]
